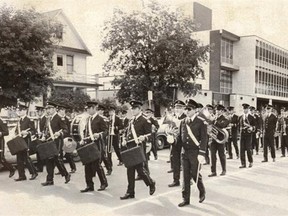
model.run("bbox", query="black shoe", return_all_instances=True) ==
[262,160,268,163]
[117,162,123,166]
[248,163,253,168]
[135,176,142,181]
[9,168,16,178]
[227,157,233,159]
[256,152,259,155]
[70,169,76,174]
[29,173,38,180]
[120,193,135,200]
[98,183,108,191]
[55,172,61,175]
[168,181,180,187]
[167,170,173,173]
[149,181,156,195]
[65,174,71,184]
[237,155,239,159]
[199,193,206,203]
[178,200,190,207]
[80,187,94,193]
[166,160,170,163]
[203,162,210,165]
[239,165,246,168]
[154,155,158,160]
[15,177,27,181]
[220,171,226,176]
[273,158,276,162]
[208,173,216,177]
[41,181,54,186]
[106,170,112,176]
[281,155,285,157]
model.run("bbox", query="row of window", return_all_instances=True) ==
[255,40,288,69]
[220,70,232,94]
[57,55,74,73]
[221,38,233,64]
[255,69,288,97]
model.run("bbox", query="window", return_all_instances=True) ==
[57,55,63,66]
[220,70,232,94]
[221,38,233,64]
[67,55,74,73]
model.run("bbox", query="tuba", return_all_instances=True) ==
[198,107,229,144]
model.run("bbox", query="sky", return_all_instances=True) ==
[1,0,288,75]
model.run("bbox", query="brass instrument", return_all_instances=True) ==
[198,107,229,144]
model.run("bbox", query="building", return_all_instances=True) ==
[43,9,101,99]
[177,29,288,114]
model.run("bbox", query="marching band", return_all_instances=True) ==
[0,98,285,207]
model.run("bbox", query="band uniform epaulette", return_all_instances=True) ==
[196,115,208,125]
[61,117,65,121]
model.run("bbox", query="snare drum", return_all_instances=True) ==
[70,113,89,142]
[37,140,59,160]
[77,142,101,165]
[7,136,28,155]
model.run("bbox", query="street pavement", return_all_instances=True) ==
[0,148,288,216]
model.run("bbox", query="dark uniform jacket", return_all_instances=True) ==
[47,113,68,139]
[177,116,207,156]
[0,118,9,154]
[126,114,151,144]
[239,114,256,134]
[88,114,108,140]
[109,115,123,135]
[230,114,239,133]
[39,116,47,133]
[122,117,129,129]
[264,113,277,136]
[15,116,36,145]
[148,117,159,133]
[60,115,71,138]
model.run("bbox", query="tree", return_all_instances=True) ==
[0,6,62,106]
[101,1,209,114]
[48,88,91,111]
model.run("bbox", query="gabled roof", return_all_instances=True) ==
[42,9,92,56]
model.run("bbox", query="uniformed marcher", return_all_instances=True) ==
[250,106,260,155]
[80,101,108,192]
[227,106,239,159]
[178,99,207,207]
[34,105,46,172]
[281,108,288,157]
[58,104,76,173]
[168,100,186,187]
[208,104,230,177]
[262,104,277,162]
[144,109,159,160]
[238,104,256,168]
[107,104,124,169]
[14,104,38,181]
[0,115,16,178]
[41,102,71,186]
[120,100,156,200]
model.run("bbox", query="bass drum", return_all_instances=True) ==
[70,113,89,142]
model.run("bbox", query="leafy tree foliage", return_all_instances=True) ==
[0,6,62,106]
[101,1,209,108]
[48,88,91,111]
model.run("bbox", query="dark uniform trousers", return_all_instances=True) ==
[182,149,205,202]
[108,134,122,166]
[210,141,226,173]
[126,142,153,195]
[281,135,288,156]
[263,114,277,161]
[84,141,107,188]
[240,133,253,166]
[46,138,68,182]
[251,131,259,153]
[170,143,181,182]
[227,129,239,158]
[0,136,14,172]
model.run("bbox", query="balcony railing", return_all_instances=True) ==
[53,72,99,84]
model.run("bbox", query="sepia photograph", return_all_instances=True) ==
[0,0,288,215]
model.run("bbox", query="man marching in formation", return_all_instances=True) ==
[0,97,285,208]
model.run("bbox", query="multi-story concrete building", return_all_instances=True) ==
[177,29,288,114]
